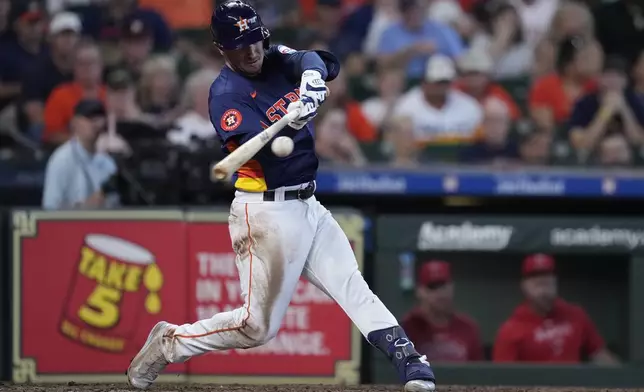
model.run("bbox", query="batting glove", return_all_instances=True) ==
[287,97,318,130]
[299,70,327,106]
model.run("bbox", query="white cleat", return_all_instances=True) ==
[404,380,437,392]
[127,321,174,389]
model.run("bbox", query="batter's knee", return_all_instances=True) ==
[236,312,276,348]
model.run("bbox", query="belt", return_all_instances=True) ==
[263,182,315,201]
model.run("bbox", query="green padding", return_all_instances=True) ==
[359,142,388,163]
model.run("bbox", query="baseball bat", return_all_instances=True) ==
[211,107,302,182]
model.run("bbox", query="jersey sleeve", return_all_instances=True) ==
[492,321,521,362]
[579,308,605,357]
[209,92,266,148]
[267,45,341,82]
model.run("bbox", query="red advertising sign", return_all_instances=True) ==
[185,216,361,384]
[12,211,188,383]
[12,210,363,385]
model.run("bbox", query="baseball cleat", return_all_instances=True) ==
[404,355,436,391]
[405,380,437,392]
[127,321,174,389]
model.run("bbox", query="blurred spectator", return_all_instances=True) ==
[137,54,180,124]
[427,0,474,43]
[634,50,644,105]
[528,36,597,134]
[376,0,464,81]
[43,41,106,146]
[42,99,119,209]
[0,0,12,43]
[597,133,633,167]
[382,116,419,167]
[315,108,367,166]
[518,130,551,165]
[0,0,46,116]
[46,0,92,15]
[509,0,559,48]
[319,67,377,143]
[394,54,482,148]
[402,260,484,362]
[21,11,81,140]
[362,0,400,57]
[167,68,219,146]
[79,0,172,53]
[361,65,405,131]
[310,0,362,61]
[95,68,140,155]
[461,97,519,164]
[533,1,602,78]
[104,16,154,83]
[568,56,644,163]
[493,254,618,364]
[469,1,533,80]
[105,68,142,122]
[455,48,521,120]
[593,0,644,64]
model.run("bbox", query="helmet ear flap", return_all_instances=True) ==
[262,26,270,49]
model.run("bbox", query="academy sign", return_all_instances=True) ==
[550,226,644,250]
[417,221,514,251]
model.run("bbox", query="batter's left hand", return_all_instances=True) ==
[287,97,318,130]
[299,70,327,106]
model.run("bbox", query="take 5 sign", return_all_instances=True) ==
[10,210,363,385]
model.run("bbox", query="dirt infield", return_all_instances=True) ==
[1,385,643,392]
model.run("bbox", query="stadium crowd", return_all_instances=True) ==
[1,0,644,171]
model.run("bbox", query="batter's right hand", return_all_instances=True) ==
[287,97,318,130]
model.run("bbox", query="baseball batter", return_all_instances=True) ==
[127,2,436,391]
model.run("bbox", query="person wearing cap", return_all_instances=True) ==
[454,48,521,121]
[0,0,13,43]
[460,96,520,164]
[103,16,153,83]
[42,98,118,210]
[43,41,107,146]
[78,0,172,52]
[376,0,464,81]
[528,35,598,134]
[393,54,482,148]
[402,260,483,362]
[20,11,81,139]
[493,254,618,364]
[568,55,644,161]
[0,0,46,113]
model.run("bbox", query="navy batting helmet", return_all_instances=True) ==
[211,1,270,51]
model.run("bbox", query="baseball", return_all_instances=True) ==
[271,136,294,157]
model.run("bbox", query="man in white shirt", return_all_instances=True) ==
[42,99,119,209]
[394,54,482,146]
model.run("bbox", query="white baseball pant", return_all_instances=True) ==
[166,182,398,362]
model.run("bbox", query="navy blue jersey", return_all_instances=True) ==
[209,45,340,192]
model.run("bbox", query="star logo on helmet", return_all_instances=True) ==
[234,16,257,33]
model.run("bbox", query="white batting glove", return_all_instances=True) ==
[287,97,318,130]
[299,70,328,106]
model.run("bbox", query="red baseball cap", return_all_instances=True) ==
[522,253,556,277]
[418,260,451,286]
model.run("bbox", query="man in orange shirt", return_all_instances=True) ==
[43,42,107,146]
[402,260,484,362]
[493,254,619,364]
[456,48,521,120]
